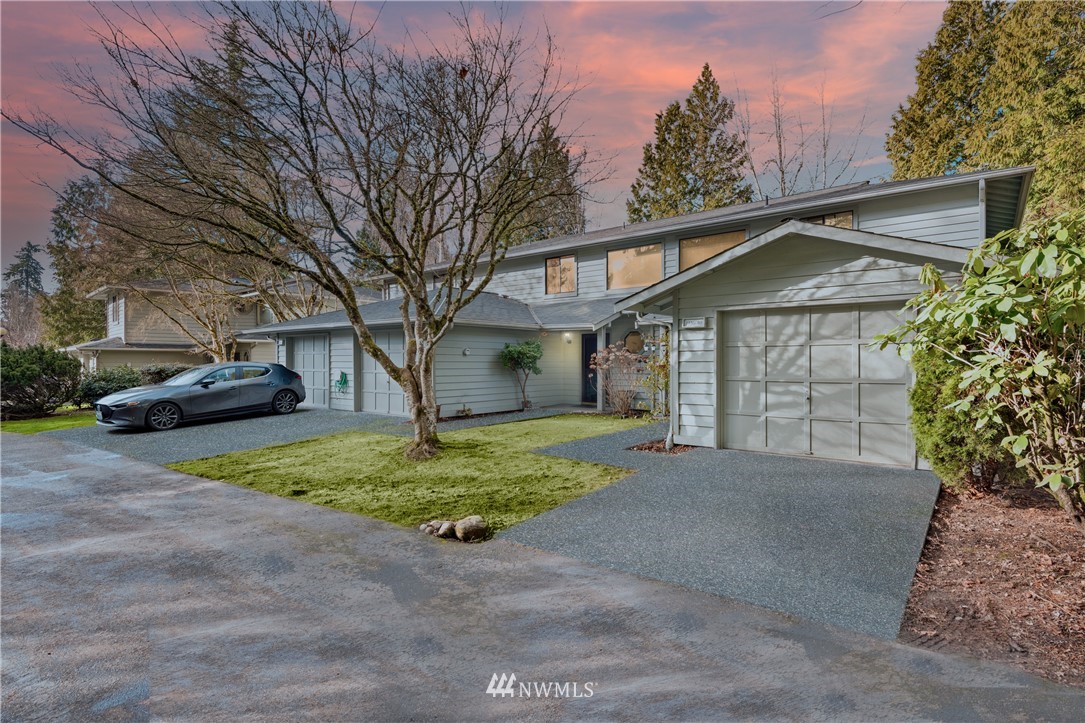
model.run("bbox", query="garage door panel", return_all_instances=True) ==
[724,346,762,377]
[811,419,853,458]
[766,382,806,415]
[860,423,911,465]
[766,311,808,343]
[726,312,764,342]
[724,414,762,449]
[859,383,907,420]
[766,345,807,377]
[860,346,908,380]
[810,310,854,340]
[859,307,902,338]
[767,417,806,451]
[811,383,853,418]
[360,330,406,415]
[725,381,762,413]
[810,344,854,378]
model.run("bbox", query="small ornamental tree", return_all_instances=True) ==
[877,212,1085,533]
[640,329,670,418]
[499,340,544,409]
[0,343,82,419]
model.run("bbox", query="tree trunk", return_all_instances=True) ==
[403,341,441,461]
[1049,485,1085,535]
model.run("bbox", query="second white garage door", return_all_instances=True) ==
[361,330,407,415]
[293,335,329,408]
[721,304,912,466]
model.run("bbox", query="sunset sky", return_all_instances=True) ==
[0,0,948,276]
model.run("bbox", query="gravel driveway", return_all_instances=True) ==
[503,425,941,640]
[4,432,1081,720]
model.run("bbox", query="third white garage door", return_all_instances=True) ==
[721,304,913,466]
[361,330,407,415]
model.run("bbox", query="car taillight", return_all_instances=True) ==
[294,373,302,380]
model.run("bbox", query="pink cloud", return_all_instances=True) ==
[1,1,947,270]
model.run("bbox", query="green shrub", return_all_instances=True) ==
[75,365,143,406]
[0,343,82,420]
[499,340,543,408]
[909,342,1019,492]
[139,362,193,385]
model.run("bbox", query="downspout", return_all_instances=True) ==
[978,178,987,243]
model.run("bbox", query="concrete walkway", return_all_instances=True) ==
[3,433,1081,720]
[503,423,941,640]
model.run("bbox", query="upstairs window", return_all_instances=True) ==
[607,244,662,290]
[801,210,853,229]
[111,295,119,323]
[679,230,746,271]
[545,255,576,295]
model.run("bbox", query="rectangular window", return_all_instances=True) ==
[545,255,576,295]
[607,244,662,290]
[679,230,746,271]
[801,210,853,229]
[111,295,119,323]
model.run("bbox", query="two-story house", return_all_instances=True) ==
[67,282,293,371]
[251,166,1032,469]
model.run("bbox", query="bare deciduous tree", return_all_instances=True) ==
[5,1,600,458]
[734,70,870,200]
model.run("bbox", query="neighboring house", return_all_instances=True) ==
[66,282,362,372]
[252,166,1033,470]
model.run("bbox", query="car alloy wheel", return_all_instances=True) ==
[147,402,181,431]
[272,390,298,415]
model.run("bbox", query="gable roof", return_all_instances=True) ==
[618,220,972,313]
[414,166,1032,274]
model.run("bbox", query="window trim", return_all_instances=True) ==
[606,242,664,291]
[800,209,854,229]
[678,229,748,272]
[544,253,578,296]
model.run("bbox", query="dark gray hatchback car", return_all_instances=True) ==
[95,362,307,431]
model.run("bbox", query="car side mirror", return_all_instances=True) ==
[198,379,216,388]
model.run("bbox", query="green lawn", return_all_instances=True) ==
[170,414,648,536]
[0,409,97,434]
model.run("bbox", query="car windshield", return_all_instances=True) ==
[161,367,215,386]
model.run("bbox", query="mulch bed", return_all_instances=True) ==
[628,439,697,455]
[900,485,1085,688]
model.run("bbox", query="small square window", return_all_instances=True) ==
[545,255,576,295]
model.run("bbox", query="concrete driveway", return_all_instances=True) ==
[45,407,408,465]
[3,433,1082,720]
[502,424,941,640]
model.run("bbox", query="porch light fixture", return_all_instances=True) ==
[563,332,573,344]
[462,348,472,356]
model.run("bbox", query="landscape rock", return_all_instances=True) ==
[436,521,456,538]
[454,515,488,542]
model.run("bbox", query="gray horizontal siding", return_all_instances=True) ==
[329,330,357,412]
[858,184,980,247]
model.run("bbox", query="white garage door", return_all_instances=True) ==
[361,330,406,415]
[721,304,912,466]
[293,335,329,408]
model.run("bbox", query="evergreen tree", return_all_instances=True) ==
[886,1,1006,179]
[2,242,45,298]
[974,1,1085,217]
[39,177,106,346]
[887,0,1084,217]
[511,118,587,245]
[628,64,751,223]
